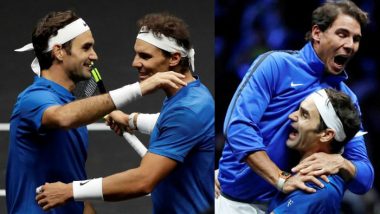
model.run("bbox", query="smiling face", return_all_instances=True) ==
[312,14,362,75]
[286,96,324,154]
[62,30,98,82]
[132,39,171,81]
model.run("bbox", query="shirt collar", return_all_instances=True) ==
[300,42,325,76]
[164,75,200,103]
[34,76,75,100]
[300,42,348,84]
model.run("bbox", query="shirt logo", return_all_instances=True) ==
[287,199,294,207]
[80,180,90,186]
[290,82,304,87]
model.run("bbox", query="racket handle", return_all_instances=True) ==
[122,132,148,157]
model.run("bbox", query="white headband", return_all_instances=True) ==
[137,26,195,72]
[309,89,346,142]
[14,18,90,76]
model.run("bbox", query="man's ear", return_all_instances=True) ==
[311,25,322,43]
[169,52,181,67]
[320,128,335,143]
[51,45,64,61]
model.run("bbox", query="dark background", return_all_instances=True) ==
[0,0,214,213]
[215,0,380,213]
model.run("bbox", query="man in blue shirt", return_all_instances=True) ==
[215,1,373,213]
[35,12,214,214]
[7,10,186,214]
[268,88,361,213]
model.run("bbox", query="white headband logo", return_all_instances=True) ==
[136,26,195,72]
[310,89,346,142]
[14,18,90,76]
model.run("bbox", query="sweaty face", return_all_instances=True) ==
[286,96,323,154]
[313,14,362,75]
[62,30,98,82]
[132,39,171,81]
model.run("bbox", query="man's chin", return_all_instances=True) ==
[83,73,92,80]
[81,69,92,78]
[139,76,148,81]
[327,64,345,75]
[286,139,297,149]
[74,73,92,83]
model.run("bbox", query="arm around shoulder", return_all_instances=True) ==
[42,93,115,129]
[343,137,374,194]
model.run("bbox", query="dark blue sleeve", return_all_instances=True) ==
[149,107,202,162]
[341,93,374,194]
[19,90,60,133]
[223,53,279,162]
[343,136,374,194]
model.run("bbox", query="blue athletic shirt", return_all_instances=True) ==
[219,42,374,202]
[6,77,88,214]
[268,175,345,214]
[149,77,214,214]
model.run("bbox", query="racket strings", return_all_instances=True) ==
[73,64,105,99]
[72,78,100,99]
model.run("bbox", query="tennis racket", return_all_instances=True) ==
[74,63,148,157]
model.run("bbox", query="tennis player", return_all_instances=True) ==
[35,12,214,214]
[267,89,361,213]
[6,10,186,214]
[216,1,373,213]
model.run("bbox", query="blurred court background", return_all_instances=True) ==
[0,0,214,213]
[215,0,379,213]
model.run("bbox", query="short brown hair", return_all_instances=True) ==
[32,10,79,70]
[137,12,192,72]
[315,88,361,153]
[305,0,369,41]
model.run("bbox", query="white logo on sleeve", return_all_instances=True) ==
[287,199,294,207]
[290,82,304,87]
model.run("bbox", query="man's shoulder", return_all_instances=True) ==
[304,175,345,198]
[160,90,214,129]
[271,176,344,213]
[14,82,65,116]
[260,49,299,61]
[170,83,214,111]
[18,84,57,102]
[22,80,54,94]
[250,50,301,75]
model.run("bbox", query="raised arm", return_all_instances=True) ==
[42,71,184,129]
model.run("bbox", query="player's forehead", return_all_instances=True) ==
[71,31,95,47]
[134,39,161,54]
[330,14,362,36]
[300,96,320,119]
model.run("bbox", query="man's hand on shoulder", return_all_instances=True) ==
[282,173,325,194]
[139,71,187,95]
[291,152,353,181]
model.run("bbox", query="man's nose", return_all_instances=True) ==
[89,49,98,61]
[289,111,298,121]
[132,56,142,68]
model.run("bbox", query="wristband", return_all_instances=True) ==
[137,113,160,134]
[109,82,142,109]
[129,113,137,130]
[73,178,103,201]
[276,171,291,192]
